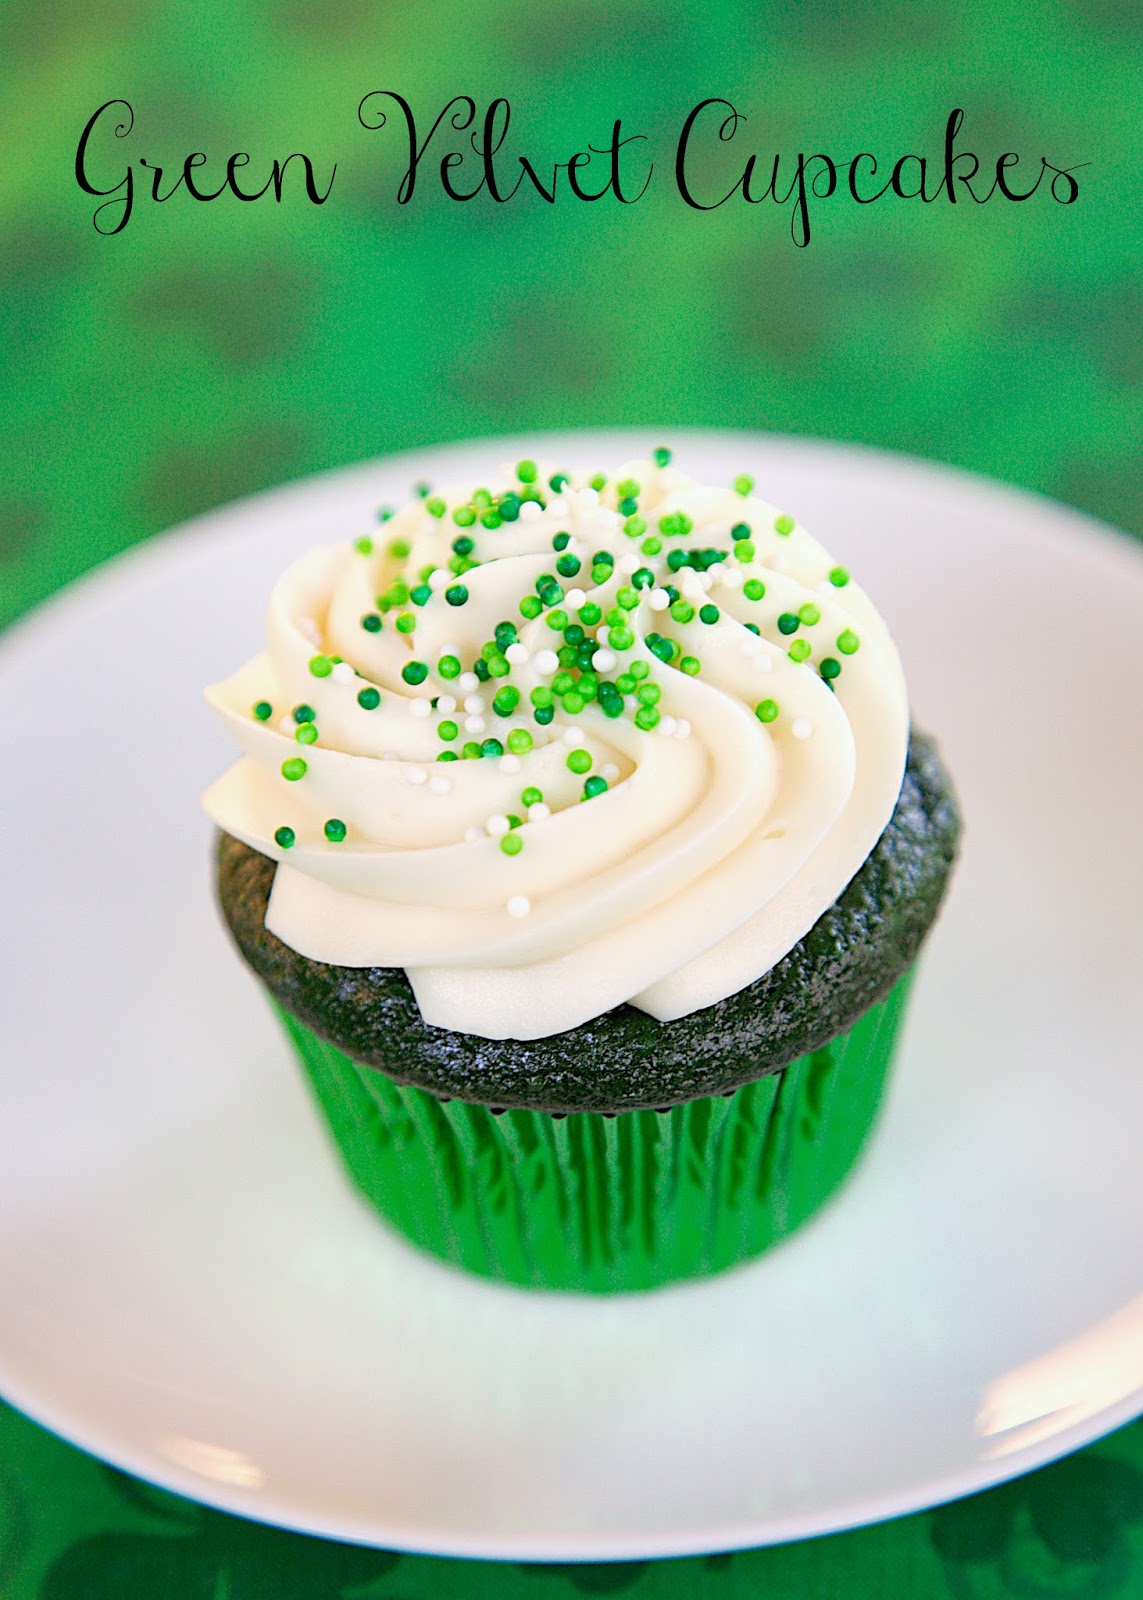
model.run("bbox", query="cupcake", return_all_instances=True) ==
[204,449,959,1292]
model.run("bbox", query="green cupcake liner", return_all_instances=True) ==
[273,972,913,1293]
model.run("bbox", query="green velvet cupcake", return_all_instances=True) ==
[204,450,960,1292]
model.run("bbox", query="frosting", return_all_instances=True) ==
[204,452,908,1039]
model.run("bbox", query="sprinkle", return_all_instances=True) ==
[788,639,812,663]
[253,700,273,721]
[438,720,459,741]
[296,724,318,745]
[520,595,543,620]
[481,737,505,758]
[533,649,559,676]
[361,613,383,633]
[507,895,531,918]
[274,825,295,849]
[634,705,660,730]
[593,647,617,671]
[797,603,821,626]
[487,814,510,837]
[527,803,551,824]
[507,728,534,755]
[699,603,720,625]
[458,671,479,692]
[492,686,521,717]
[653,446,672,468]
[332,662,356,684]
[437,655,462,681]
[648,588,671,611]
[658,714,678,737]
[679,655,701,676]
[355,536,374,555]
[744,578,766,601]
[556,554,581,579]
[429,775,451,795]
[837,629,861,655]
[463,694,485,713]
[755,699,779,723]
[453,505,476,527]
[582,775,608,799]
[499,753,522,774]
[402,661,429,686]
[308,655,332,678]
[792,718,813,740]
[774,514,795,535]
[281,757,308,781]
[565,748,591,775]
[323,818,347,842]
[445,584,469,607]
[820,657,841,681]
[437,694,457,713]
[516,459,538,483]
[734,474,754,496]
[777,612,800,635]
[357,686,381,710]
[675,718,692,739]
[519,500,542,522]
[407,767,427,786]
[499,492,521,522]
[829,566,850,587]
[465,715,486,735]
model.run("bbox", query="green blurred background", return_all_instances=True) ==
[1,0,1140,637]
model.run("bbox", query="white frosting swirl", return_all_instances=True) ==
[204,456,908,1039]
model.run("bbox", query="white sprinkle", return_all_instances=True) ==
[593,647,616,671]
[458,672,479,692]
[428,775,451,795]
[464,825,484,843]
[519,500,542,522]
[465,714,486,735]
[332,661,356,684]
[792,718,813,740]
[463,693,485,713]
[407,767,427,785]
[753,653,773,672]
[428,569,451,593]
[527,801,551,822]
[533,649,559,676]
[618,552,641,575]
[739,634,762,657]
[648,588,671,611]
[675,718,692,739]
[658,714,678,737]
[578,487,599,508]
[437,694,457,713]
[409,698,432,718]
[486,814,510,837]
[505,642,529,666]
[507,895,531,918]
[278,716,295,734]
[562,724,583,744]
[720,568,743,590]
[682,575,705,602]
[601,762,620,783]
[566,587,587,609]
[499,753,521,774]
[698,571,714,591]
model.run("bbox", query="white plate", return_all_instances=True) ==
[1,432,1141,1562]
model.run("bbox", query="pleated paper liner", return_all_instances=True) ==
[274,972,913,1293]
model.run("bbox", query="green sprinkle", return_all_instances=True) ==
[522,785,543,806]
[377,506,395,523]
[733,539,755,562]
[462,741,482,759]
[549,472,569,492]
[637,682,661,705]
[744,578,766,601]
[453,505,476,527]
[296,723,318,745]
[829,566,850,587]
[413,480,430,499]
[777,612,800,635]
[410,584,433,607]
[699,603,720,625]
[774,514,795,535]
[546,609,569,631]
[679,655,701,676]
[670,599,695,623]
[589,473,607,491]
[563,691,585,714]
[617,587,640,611]
[438,750,458,762]
[624,514,647,538]
[531,687,553,708]
[837,629,861,655]
[583,775,608,799]
[633,701,660,731]
[323,818,347,843]
[649,636,676,664]
[402,661,429,685]
[653,446,672,468]
[500,832,523,856]
[358,612,383,638]
[615,673,636,693]
[579,601,603,626]
[438,720,459,741]
[556,554,581,578]
[567,748,592,775]
[274,825,295,849]
[609,624,635,651]
[520,594,543,620]
[820,657,842,681]
[507,729,534,755]
[253,700,273,721]
[499,492,521,522]
[755,699,779,723]
[425,496,446,518]
[552,670,575,695]
[487,653,510,677]
[437,654,461,680]
[481,737,504,758]
[388,538,410,558]
[357,686,381,710]
[354,536,373,556]
[445,585,469,607]
[788,639,812,663]
[798,603,821,626]
[493,687,520,717]
[481,510,503,530]
[308,655,332,678]
[473,659,490,682]
[281,757,308,781]
[516,459,538,484]
[632,567,655,590]
[552,532,571,551]
[452,535,475,557]
[395,612,416,634]
[734,474,754,496]
[640,536,663,557]
[533,705,554,725]
[629,660,649,681]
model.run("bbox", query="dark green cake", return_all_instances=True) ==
[216,728,959,1116]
